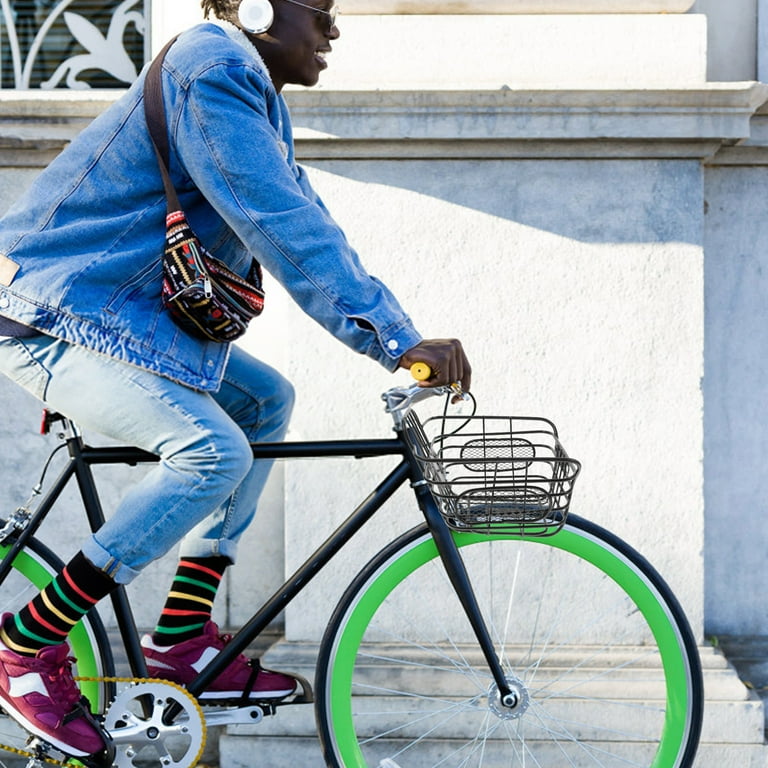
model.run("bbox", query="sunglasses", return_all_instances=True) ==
[282,0,339,33]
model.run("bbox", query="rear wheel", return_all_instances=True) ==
[316,515,703,767]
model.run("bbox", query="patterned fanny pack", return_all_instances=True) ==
[144,37,265,343]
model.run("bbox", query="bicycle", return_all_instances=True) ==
[0,377,703,768]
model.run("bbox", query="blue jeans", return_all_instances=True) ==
[0,335,294,584]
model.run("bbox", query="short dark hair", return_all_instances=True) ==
[201,0,240,20]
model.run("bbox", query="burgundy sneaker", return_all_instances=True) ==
[0,632,106,757]
[141,621,297,701]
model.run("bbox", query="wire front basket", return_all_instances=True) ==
[403,412,581,536]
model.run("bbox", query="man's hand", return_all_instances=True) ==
[399,339,472,392]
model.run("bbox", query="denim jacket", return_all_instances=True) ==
[0,22,421,391]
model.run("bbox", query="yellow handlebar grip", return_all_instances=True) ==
[410,362,432,381]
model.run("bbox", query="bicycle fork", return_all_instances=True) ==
[412,480,519,710]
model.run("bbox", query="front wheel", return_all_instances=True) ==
[316,515,703,768]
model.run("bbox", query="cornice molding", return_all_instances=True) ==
[286,84,768,159]
[0,84,765,165]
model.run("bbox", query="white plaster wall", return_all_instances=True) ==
[308,14,706,89]
[275,156,705,641]
[343,0,696,11]
[151,6,707,88]
[151,0,756,85]
[0,133,712,643]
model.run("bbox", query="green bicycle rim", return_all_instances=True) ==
[326,527,695,768]
[0,545,102,709]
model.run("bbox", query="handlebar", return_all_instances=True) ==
[382,382,451,425]
[382,363,471,429]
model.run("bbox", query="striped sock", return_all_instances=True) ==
[0,551,115,657]
[152,556,230,646]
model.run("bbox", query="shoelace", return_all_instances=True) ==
[211,632,251,666]
[45,656,84,713]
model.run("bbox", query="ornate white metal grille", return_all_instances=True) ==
[0,0,145,89]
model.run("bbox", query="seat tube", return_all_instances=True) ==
[414,482,514,702]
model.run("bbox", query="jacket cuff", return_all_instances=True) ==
[374,324,423,372]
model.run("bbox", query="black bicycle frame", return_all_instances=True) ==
[0,417,513,705]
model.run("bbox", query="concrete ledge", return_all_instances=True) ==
[287,83,768,162]
[287,83,768,143]
[1,84,766,167]
[707,111,768,166]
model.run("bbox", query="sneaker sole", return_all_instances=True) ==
[0,693,96,757]
[144,667,297,701]
[144,675,296,701]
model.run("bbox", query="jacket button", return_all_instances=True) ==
[387,340,399,351]
[0,293,9,309]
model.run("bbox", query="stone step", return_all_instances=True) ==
[213,642,768,766]
[717,635,768,732]
[220,693,765,742]
[220,734,768,768]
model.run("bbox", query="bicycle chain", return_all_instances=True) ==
[0,676,206,768]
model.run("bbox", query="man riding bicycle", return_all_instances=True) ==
[0,0,470,757]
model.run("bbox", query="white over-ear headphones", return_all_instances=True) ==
[238,0,274,34]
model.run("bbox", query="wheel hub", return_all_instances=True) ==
[488,676,530,720]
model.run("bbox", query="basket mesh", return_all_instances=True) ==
[403,412,581,536]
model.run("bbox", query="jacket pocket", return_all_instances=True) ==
[104,260,164,315]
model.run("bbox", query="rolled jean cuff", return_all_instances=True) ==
[82,536,142,585]
[178,538,239,564]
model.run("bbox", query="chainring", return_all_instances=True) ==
[103,680,206,768]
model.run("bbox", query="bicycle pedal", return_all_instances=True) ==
[23,737,51,768]
[24,733,115,768]
[23,737,69,768]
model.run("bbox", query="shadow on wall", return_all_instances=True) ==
[306,156,704,246]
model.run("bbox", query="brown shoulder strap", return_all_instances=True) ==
[143,36,182,213]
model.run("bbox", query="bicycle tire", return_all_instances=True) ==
[0,536,115,713]
[316,514,703,768]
